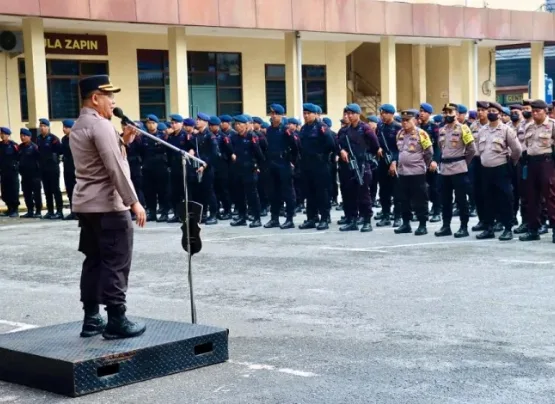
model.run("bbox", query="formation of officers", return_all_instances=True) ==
[2,98,555,243]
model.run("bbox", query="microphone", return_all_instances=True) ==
[113,107,136,127]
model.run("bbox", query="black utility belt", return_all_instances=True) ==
[441,156,465,163]
[528,154,553,163]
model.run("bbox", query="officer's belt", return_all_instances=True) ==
[441,156,465,164]
[528,154,553,163]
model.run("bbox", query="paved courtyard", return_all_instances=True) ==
[1,210,555,403]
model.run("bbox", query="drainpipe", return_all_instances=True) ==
[296,31,303,120]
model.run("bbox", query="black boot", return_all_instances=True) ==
[498,228,513,241]
[435,225,452,237]
[539,224,549,235]
[299,220,317,230]
[476,227,495,239]
[280,218,295,229]
[230,217,247,226]
[102,305,146,340]
[392,217,402,227]
[376,214,391,227]
[414,222,427,236]
[21,211,34,218]
[394,222,412,234]
[316,219,329,230]
[429,214,441,223]
[205,215,218,225]
[360,220,373,232]
[337,216,349,225]
[249,218,262,228]
[514,223,528,234]
[493,222,504,232]
[340,220,358,232]
[80,303,106,338]
[157,213,169,222]
[264,218,280,228]
[519,230,541,242]
[454,225,469,238]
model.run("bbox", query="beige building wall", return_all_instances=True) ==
[0,31,349,137]
[380,0,544,11]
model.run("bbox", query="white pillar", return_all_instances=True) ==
[285,32,301,119]
[460,40,478,108]
[530,42,545,100]
[380,37,396,107]
[411,45,426,107]
[168,27,189,116]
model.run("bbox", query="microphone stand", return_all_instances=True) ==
[127,125,205,324]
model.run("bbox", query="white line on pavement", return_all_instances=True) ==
[499,259,553,265]
[228,360,318,377]
[0,319,38,334]
[320,238,500,252]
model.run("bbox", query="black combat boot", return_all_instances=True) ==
[167,214,180,223]
[392,216,402,228]
[360,219,372,232]
[102,305,146,340]
[157,213,169,222]
[435,225,452,237]
[280,218,294,229]
[340,220,358,232]
[414,221,427,236]
[493,222,503,232]
[514,222,528,234]
[498,228,513,241]
[299,220,317,230]
[51,211,64,220]
[454,225,469,238]
[21,211,34,218]
[205,215,218,225]
[374,211,383,220]
[80,303,106,338]
[476,227,495,239]
[337,216,349,225]
[539,224,549,235]
[264,218,280,228]
[429,213,441,223]
[230,216,247,226]
[249,218,262,228]
[519,229,540,242]
[376,214,391,227]
[394,221,412,234]
[316,219,329,230]
[471,221,487,232]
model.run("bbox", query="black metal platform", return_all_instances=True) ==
[0,317,229,397]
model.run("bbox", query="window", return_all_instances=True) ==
[264,64,328,114]
[137,49,169,120]
[18,59,108,121]
[137,50,243,118]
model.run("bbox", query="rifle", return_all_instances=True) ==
[345,133,364,186]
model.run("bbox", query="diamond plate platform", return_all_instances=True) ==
[0,317,229,397]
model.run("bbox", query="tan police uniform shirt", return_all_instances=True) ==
[523,117,555,156]
[396,127,433,176]
[438,122,476,176]
[510,120,527,152]
[477,122,522,167]
[69,107,138,213]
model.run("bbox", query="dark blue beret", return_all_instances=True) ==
[62,119,74,128]
[433,115,443,123]
[20,128,32,137]
[380,104,396,114]
[79,74,120,99]
[197,113,210,122]
[345,103,362,114]
[183,118,196,127]
[287,118,300,125]
[502,107,510,115]
[261,122,270,129]
[457,104,468,114]
[394,115,402,122]
[169,114,184,122]
[39,118,50,126]
[157,123,167,131]
[270,104,285,115]
[367,115,379,123]
[209,116,221,126]
[234,115,249,124]
[0,127,11,135]
[219,115,233,123]
[133,120,145,130]
[146,114,159,123]
[315,105,323,114]
[468,111,477,119]
[420,103,433,114]
[303,103,318,113]
[253,116,264,125]
[322,117,332,127]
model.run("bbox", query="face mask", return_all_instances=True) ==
[487,113,499,122]
[444,115,455,124]
[510,113,520,122]
[522,111,532,119]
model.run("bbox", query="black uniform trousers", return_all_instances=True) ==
[441,173,470,226]
[526,156,555,230]
[63,164,76,211]
[481,163,514,229]
[330,162,339,202]
[257,164,270,209]
[370,166,379,204]
[509,162,519,220]
[41,166,63,213]
[77,211,133,306]
[378,160,401,218]
[170,164,185,213]
[470,157,485,221]
[303,163,331,221]
[342,164,373,220]
[294,166,303,205]
[21,172,42,213]
[187,170,218,217]
[142,159,170,214]
[232,169,260,218]
[516,161,528,223]
[426,170,441,213]
[129,161,145,206]
[399,174,428,223]
[214,163,231,214]
[268,161,295,220]
[0,168,20,210]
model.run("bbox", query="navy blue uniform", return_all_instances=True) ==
[339,122,380,222]
[183,129,219,220]
[167,130,188,219]
[214,130,234,217]
[142,130,170,219]
[376,121,402,222]
[265,123,299,221]
[126,135,145,206]
[420,119,441,215]
[255,130,270,213]
[299,120,336,224]
[61,135,76,213]
[229,131,265,222]
[18,141,42,215]
[0,140,21,214]
[37,133,64,216]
